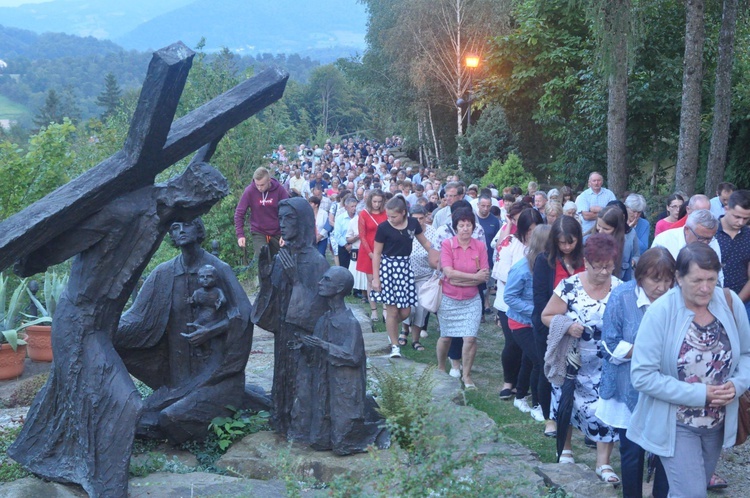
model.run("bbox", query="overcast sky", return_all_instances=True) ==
[0,0,49,6]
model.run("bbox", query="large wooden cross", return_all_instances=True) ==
[0,41,288,272]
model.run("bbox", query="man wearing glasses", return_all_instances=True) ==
[652,209,724,285]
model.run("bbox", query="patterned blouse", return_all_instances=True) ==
[676,319,733,429]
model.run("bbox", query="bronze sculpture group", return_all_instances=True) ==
[0,42,384,498]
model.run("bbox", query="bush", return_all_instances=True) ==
[456,104,518,183]
[5,373,48,408]
[370,364,435,459]
[481,153,536,191]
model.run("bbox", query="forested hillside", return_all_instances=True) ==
[0,25,322,126]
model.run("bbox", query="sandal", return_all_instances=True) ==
[596,465,621,486]
[412,341,425,351]
[558,450,574,464]
[397,334,408,347]
[707,473,728,490]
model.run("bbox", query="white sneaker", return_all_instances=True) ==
[530,405,545,422]
[390,345,401,358]
[420,330,429,338]
[513,397,532,413]
[449,368,461,378]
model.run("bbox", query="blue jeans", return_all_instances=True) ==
[617,428,668,498]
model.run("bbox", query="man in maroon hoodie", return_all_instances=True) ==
[235,167,289,260]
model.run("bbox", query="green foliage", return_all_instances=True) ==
[5,373,48,409]
[96,72,122,120]
[0,118,76,221]
[0,426,30,482]
[370,364,435,458]
[480,154,535,191]
[0,275,29,350]
[483,0,594,173]
[25,270,68,318]
[133,378,154,400]
[129,452,164,477]
[329,402,524,497]
[456,104,519,183]
[209,407,271,451]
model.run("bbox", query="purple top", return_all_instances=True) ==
[234,178,289,238]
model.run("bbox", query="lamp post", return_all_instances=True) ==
[464,55,479,131]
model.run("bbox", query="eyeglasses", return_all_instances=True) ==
[587,261,614,274]
[686,226,715,244]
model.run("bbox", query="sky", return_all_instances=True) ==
[0,0,49,5]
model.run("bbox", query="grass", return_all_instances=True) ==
[0,427,29,482]
[0,95,28,121]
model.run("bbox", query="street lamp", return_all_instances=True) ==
[464,55,479,131]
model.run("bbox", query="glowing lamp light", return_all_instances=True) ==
[465,55,479,68]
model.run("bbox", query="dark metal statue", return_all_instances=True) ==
[115,219,253,444]
[295,266,387,455]
[252,197,329,436]
[0,41,288,498]
[8,161,227,497]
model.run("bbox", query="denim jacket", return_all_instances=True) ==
[504,257,533,326]
[599,280,644,411]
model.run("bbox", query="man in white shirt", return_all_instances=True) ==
[652,209,723,284]
[288,169,310,198]
[432,182,464,228]
[576,171,616,233]
[709,182,735,220]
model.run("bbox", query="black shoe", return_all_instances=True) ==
[499,388,515,400]
[353,290,362,299]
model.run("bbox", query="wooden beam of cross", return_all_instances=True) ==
[0,42,288,272]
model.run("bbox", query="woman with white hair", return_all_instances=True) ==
[624,193,650,254]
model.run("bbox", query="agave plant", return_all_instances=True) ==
[0,273,29,352]
[26,270,69,318]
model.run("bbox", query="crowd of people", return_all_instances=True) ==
[235,138,750,497]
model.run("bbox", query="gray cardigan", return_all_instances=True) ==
[628,285,750,457]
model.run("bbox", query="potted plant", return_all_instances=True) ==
[24,271,68,362]
[0,274,29,379]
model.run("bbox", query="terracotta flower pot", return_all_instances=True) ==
[0,342,27,380]
[24,324,53,362]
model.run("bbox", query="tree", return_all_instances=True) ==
[705,0,739,196]
[480,153,535,189]
[33,89,63,128]
[600,0,632,198]
[675,0,707,196]
[456,104,518,182]
[96,72,122,120]
[404,0,510,137]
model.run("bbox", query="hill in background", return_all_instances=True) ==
[0,0,367,61]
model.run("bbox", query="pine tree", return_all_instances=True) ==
[96,72,122,120]
[33,89,64,128]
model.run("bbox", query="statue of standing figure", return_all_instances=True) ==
[252,197,330,436]
[295,266,387,455]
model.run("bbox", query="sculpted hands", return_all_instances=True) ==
[182,323,210,346]
[300,334,327,350]
[258,245,273,277]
